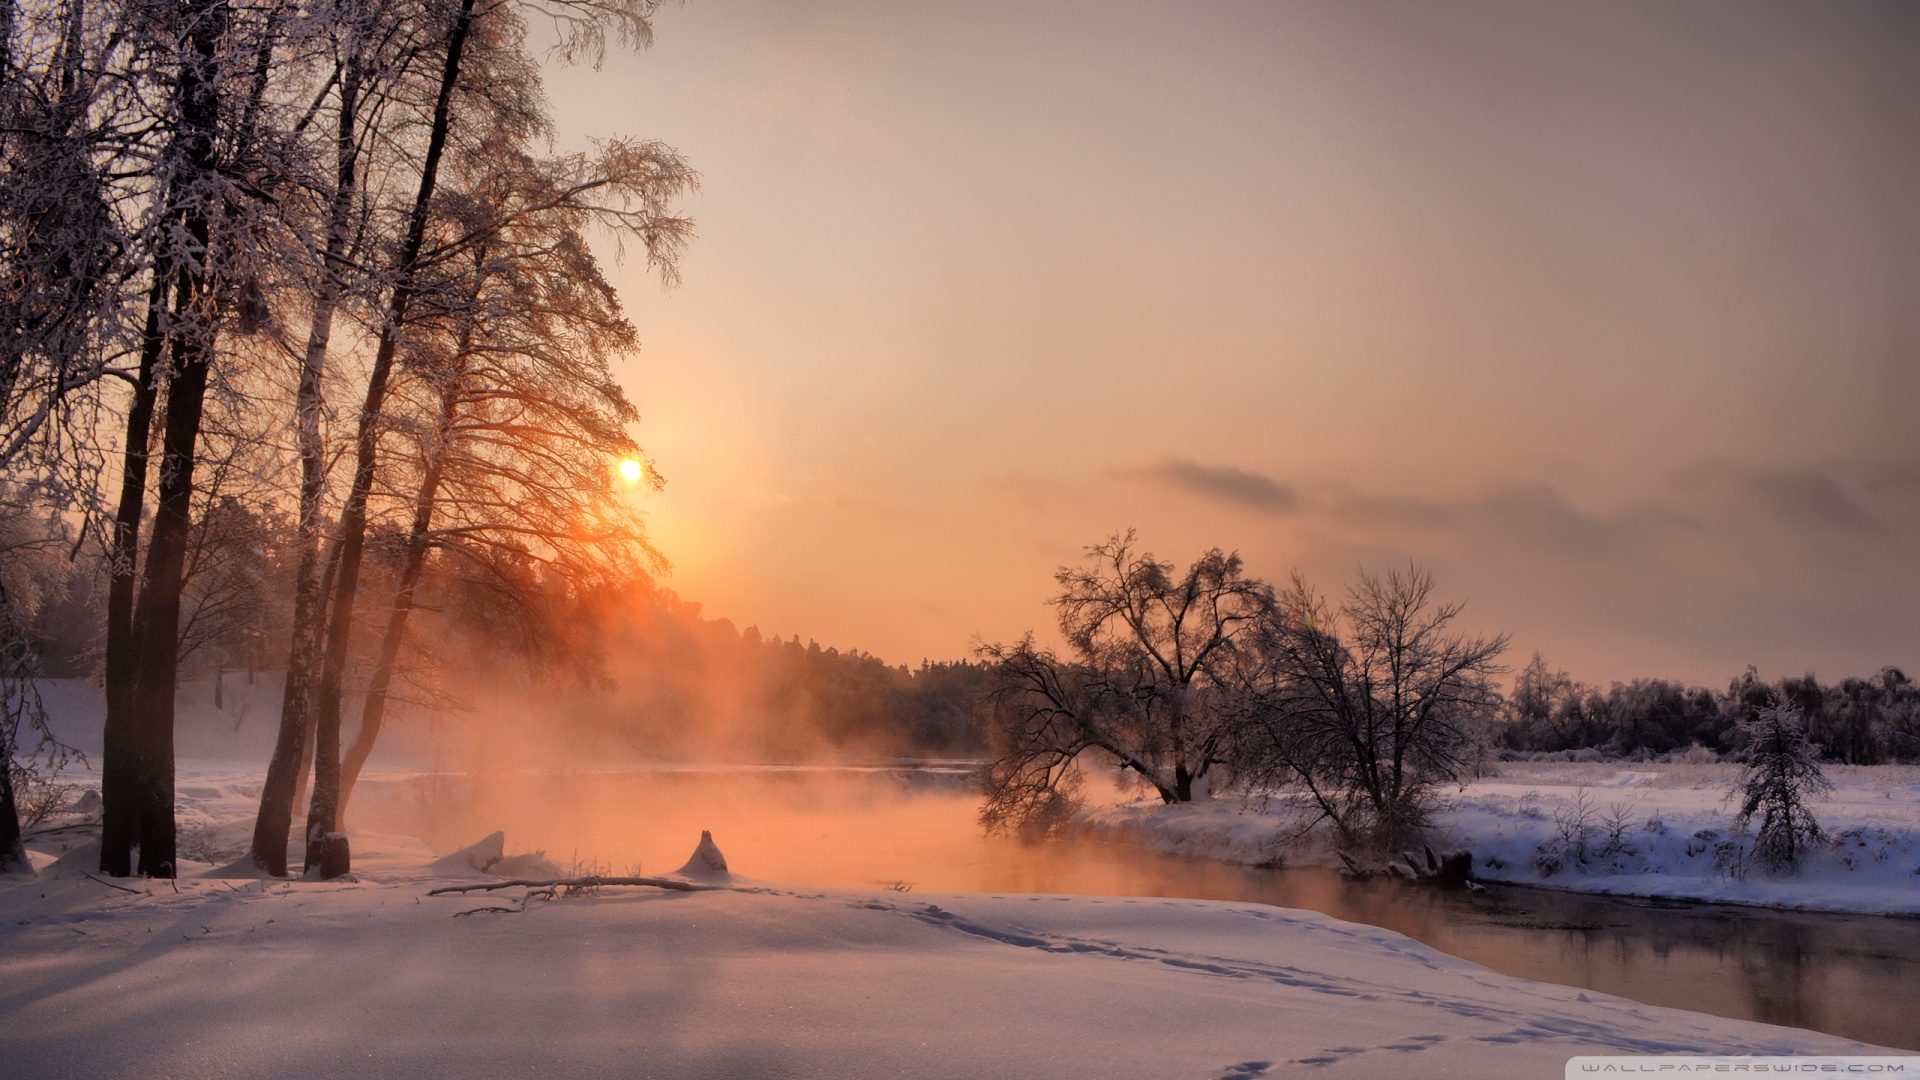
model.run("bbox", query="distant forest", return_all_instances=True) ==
[1499,654,1920,765]
[23,528,991,762]
[562,582,992,761]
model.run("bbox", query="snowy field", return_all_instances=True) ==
[7,756,1918,1075]
[3,810,1899,1079]
[1076,761,1920,915]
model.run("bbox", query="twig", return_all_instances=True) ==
[81,871,147,896]
[427,875,726,897]
[23,822,102,838]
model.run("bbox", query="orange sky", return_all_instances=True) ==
[541,0,1919,685]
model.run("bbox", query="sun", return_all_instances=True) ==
[618,458,643,485]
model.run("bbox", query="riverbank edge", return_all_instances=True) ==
[1070,790,1920,918]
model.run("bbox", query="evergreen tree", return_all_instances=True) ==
[1733,701,1833,873]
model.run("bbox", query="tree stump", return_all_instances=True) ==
[313,833,351,879]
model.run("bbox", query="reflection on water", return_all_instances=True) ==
[357,766,1920,1050]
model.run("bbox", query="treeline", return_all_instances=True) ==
[564,581,991,760]
[1499,655,1920,765]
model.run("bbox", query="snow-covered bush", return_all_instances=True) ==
[1673,744,1719,765]
[1712,836,1750,881]
[1533,791,1648,876]
[1731,702,1833,874]
[1597,802,1637,859]
[1554,788,1595,858]
[1830,826,1907,871]
[1534,789,1596,876]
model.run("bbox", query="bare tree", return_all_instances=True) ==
[1240,565,1507,851]
[978,532,1273,834]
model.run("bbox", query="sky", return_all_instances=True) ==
[538,0,1919,685]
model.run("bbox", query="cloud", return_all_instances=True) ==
[1118,461,1674,558]
[1116,458,1299,514]
[1321,483,1690,562]
[1727,467,1880,534]
[1098,457,1917,683]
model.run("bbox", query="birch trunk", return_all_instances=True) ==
[305,0,476,873]
[249,52,361,876]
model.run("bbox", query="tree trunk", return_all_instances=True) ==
[291,539,342,822]
[115,0,226,878]
[304,0,475,874]
[338,387,455,825]
[0,0,13,90]
[125,299,213,878]
[249,54,361,876]
[289,705,316,813]
[334,534,428,827]
[1,573,33,873]
[98,276,166,877]
[0,732,22,871]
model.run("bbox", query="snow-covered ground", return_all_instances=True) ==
[1075,761,1920,915]
[3,813,1899,1079]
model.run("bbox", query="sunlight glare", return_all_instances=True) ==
[619,458,643,485]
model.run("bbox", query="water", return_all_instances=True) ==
[358,765,1920,1050]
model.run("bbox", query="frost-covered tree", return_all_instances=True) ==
[267,0,686,877]
[329,133,691,825]
[245,0,456,879]
[1732,701,1832,873]
[977,532,1274,834]
[98,0,318,879]
[1238,565,1508,851]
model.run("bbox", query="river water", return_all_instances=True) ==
[359,765,1920,1050]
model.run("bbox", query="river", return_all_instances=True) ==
[356,764,1920,1050]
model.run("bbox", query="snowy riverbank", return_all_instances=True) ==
[3,820,1900,1079]
[1074,761,1920,915]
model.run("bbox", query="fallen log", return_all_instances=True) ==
[427,875,727,897]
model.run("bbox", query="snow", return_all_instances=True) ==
[8,754,1918,1075]
[427,830,509,876]
[670,828,732,882]
[1,821,1895,1079]
[1075,762,1920,915]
